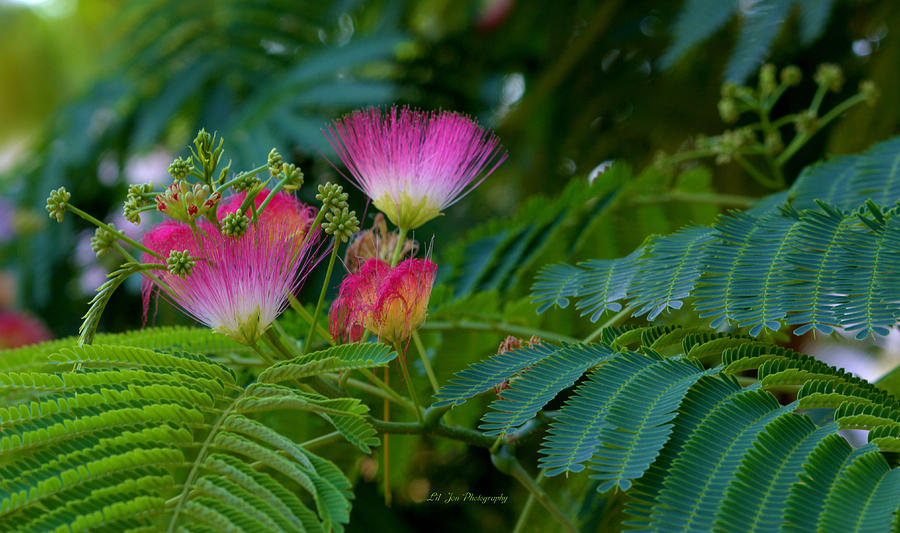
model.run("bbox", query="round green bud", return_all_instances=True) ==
[168,157,192,180]
[718,98,739,123]
[90,224,118,257]
[322,207,360,242]
[267,148,283,178]
[859,80,879,105]
[780,65,802,86]
[232,171,261,193]
[795,110,818,136]
[167,249,196,277]
[814,63,844,92]
[759,63,777,94]
[316,182,349,212]
[45,187,70,223]
[281,163,304,190]
[222,210,250,238]
[764,130,783,154]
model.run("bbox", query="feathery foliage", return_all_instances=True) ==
[533,136,900,338]
[437,324,900,530]
[662,0,836,82]
[0,339,395,532]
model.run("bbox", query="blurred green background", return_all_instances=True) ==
[0,0,898,530]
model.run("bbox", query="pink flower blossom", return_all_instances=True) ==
[329,258,437,345]
[325,106,507,230]
[142,193,322,345]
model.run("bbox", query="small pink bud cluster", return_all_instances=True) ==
[329,258,436,345]
[155,181,222,223]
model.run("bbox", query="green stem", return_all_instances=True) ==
[251,342,279,367]
[776,93,868,166]
[369,418,495,448]
[305,241,340,352]
[512,471,545,533]
[583,306,633,343]
[506,459,579,533]
[67,204,162,259]
[254,173,292,222]
[300,431,342,450]
[290,298,334,345]
[358,368,417,413]
[390,227,408,267]
[396,343,425,425]
[262,328,297,360]
[214,164,267,194]
[421,320,577,345]
[734,155,781,189]
[338,375,411,409]
[412,331,440,394]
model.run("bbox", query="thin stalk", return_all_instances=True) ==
[67,204,161,259]
[421,320,578,344]
[290,298,334,345]
[300,431,342,450]
[583,306,633,344]
[734,155,781,189]
[776,93,868,166]
[507,460,579,533]
[340,375,412,410]
[383,366,392,507]
[305,240,340,353]
[390,227,408,267]
[214,164,267,194]
[395,343,425,425]
[254,172,293,222]
[412,331,440,394]
[369,418,496,449]
[512,471,544,533]
[357,368,416,413]
[251,343,279,367]
[262,328,297,360]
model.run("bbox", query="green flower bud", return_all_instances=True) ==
[167,249,196,277]
[721,82,739,99]
[90,224,118,257]
[718,98,739,123]
[281,163,304,190]
[316,182,349,213]
[322,207,360,242]
[780,65,802,86]
[193,129,213,157]
[859,80,879,105]
[232,171,260,193]
[168,157,192,180]
[267,148,283,178]
[222,209,250,238]
[759,63,777,94]
[764,130,783,154]
[45,187,70,223]
[795,110,818,136]
[814,63,844,92]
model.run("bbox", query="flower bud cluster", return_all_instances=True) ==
[45,187,70,223]
[155,181,222,223]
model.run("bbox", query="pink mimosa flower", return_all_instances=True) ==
[324,106,507,230]
[141,196,322,345]
[329,258,437,345]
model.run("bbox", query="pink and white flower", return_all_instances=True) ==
[142,192,321,345]
[324,106,507,230]
[329,257,437,345]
